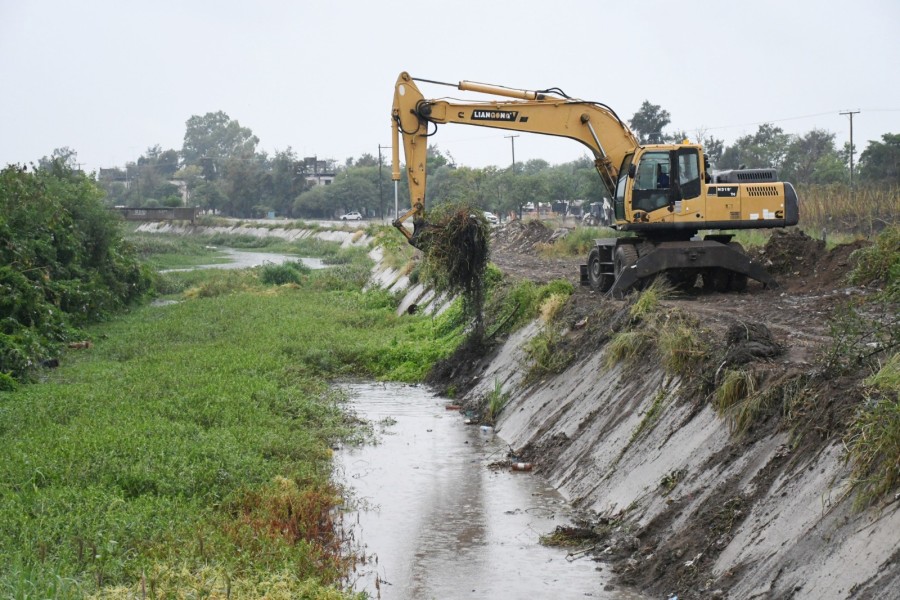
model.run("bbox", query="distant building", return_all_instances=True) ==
[303,156,336,186]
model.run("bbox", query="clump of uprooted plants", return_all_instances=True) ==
[416,202,491,344]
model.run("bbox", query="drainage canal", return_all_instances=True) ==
[336,383,643,599]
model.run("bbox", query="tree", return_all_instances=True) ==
[182,111,259,178]
[38,147,79,173]
[293,185,330,218]
[327,170,377,216]
[781,129,847,184]
[267,148,308,216]
[695,132,725,168]
[173,164,204,204]
[506,172,549,215]
[426,145,452,170]
[629,101,671,144]
[858,133,900,184]
[718,124,791,171]
[193,181,226,213]
[353,153,379,168]
[219,156,266,217]
[101,146,182,207]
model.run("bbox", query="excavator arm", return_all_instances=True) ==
[391,71,639,244]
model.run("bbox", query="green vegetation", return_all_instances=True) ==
[485,277,573,338]
[535,227,635,258]
[848,223,900,299]
[820,227,899,379]
[657,318,709,375]
[522,290,575,381]
[259,261,312,285]
[844,364,900,509]
[713,368,763,435]
[128,232,231,270]
[601,280,709,377]
[0,164,153,383]
[525,326,572,381]
[605,330,654,368]
[483,379,510,425]
[0,228,467,597]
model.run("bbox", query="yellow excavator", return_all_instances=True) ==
[391,72,799,297]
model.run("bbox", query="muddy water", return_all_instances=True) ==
[163,248,326,272]
[337,383,642,600]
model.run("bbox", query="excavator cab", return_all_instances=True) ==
[631,151,672,214]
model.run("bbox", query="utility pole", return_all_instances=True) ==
[505,134,520,219]
[378,144,388,221]
[505,134,519,170]
[840,110,860,201]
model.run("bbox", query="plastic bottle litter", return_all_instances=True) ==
[511,462,533,472]
[480,425,493,434]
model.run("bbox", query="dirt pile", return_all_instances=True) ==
[722,321,784,366]
[492,219,560,254]
[754,229,865,292]
[489,220,582,285]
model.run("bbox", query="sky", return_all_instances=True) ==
[1,0,898,174]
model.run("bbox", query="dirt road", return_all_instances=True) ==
[489,221,868,367]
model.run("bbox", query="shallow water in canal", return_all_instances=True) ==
[163,248,326,272]
[336,383,643,600]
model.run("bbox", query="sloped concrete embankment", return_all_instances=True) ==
[458,326,900,598]
[136,221,370,247]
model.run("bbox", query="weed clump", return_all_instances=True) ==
[844,353,900,508]
[483,379,510,425]
[849,223,900,300]
[417,202,491,342]
[259,261,311,285]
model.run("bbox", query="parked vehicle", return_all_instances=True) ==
[483,211,499,225]
[340,211,363,221]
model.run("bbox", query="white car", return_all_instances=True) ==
[483,211,500,225]
[340,211,363,221]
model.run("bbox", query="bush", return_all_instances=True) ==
[259,261,311,285]
[0,165,153,381]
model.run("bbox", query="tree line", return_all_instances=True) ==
[68,106,898,220]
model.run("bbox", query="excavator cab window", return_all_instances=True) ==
[676,148,701,199]
[613,154,637,220]
[614,153,633,220]
[632,152,671,213]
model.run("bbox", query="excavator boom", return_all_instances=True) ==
[391,71,638,243]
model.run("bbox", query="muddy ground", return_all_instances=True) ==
[427,220,898,599]
[489,221,871,360]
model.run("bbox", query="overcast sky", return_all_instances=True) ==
[1,0,897,174]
